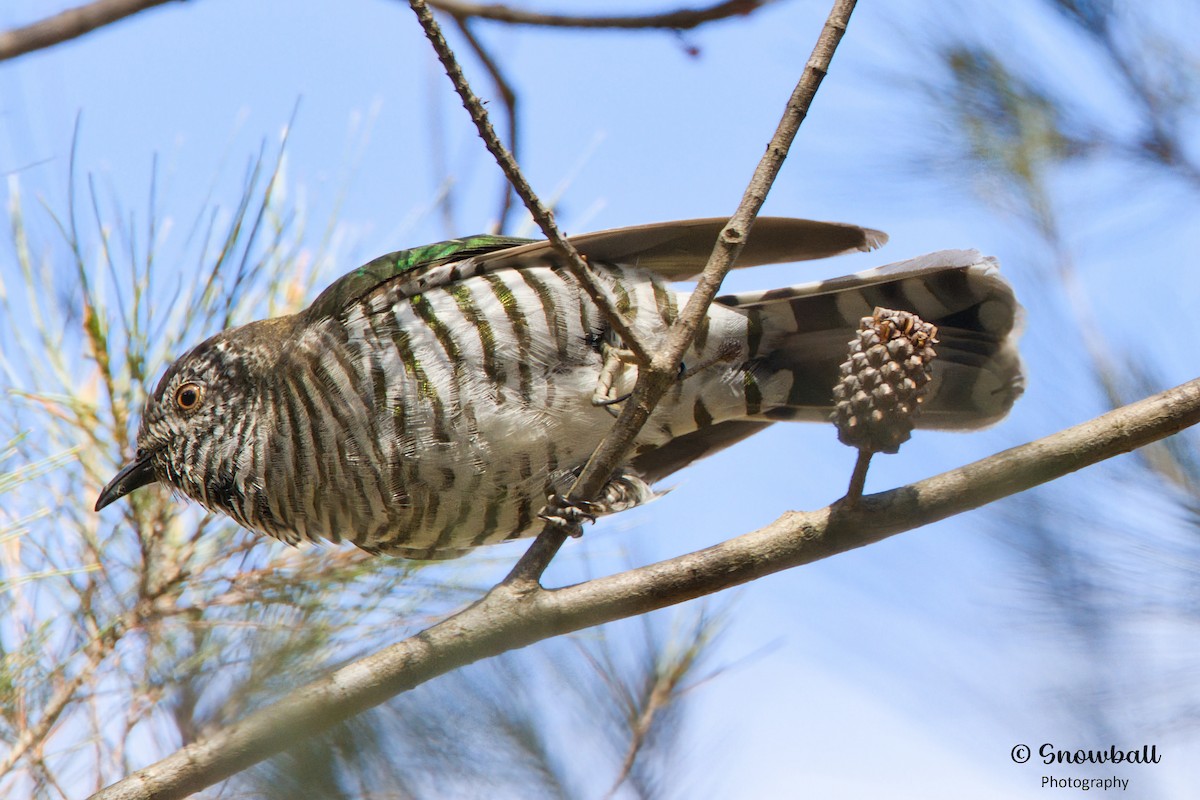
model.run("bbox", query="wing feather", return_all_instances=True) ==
[476,217,887,279]
[302,218,887,321]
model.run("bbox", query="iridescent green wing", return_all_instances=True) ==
[473,218,887,281]
[304,218,888,322]
[305,235,531,322]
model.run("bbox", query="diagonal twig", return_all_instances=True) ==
[408,0,653,365]
[505,0,860,585]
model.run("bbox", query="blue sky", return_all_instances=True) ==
[4,0,1198,797]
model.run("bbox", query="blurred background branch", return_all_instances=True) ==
[910,0,1200,773]
[0,0,175,63]
[0,0,770,64]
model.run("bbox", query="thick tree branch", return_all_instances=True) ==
[90,377,1200,800]
[0,0,176,63]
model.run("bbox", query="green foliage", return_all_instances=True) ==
[943,46,1081,188]
[0,135,428,795]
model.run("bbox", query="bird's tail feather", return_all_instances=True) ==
[719,250,1024,429]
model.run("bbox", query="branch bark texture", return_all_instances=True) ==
[0,0,176,62]
[90,376,1200,800]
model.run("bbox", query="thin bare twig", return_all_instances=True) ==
[89,376,1200,800]
[426,0,767,30]
[0,0,177,63]
[0,0,768,65]
[843,450,872,505]
[505,0,859,586]
[448,15,520,232]
[409,0,653,365]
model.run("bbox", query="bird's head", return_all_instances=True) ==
[95,319,285,512]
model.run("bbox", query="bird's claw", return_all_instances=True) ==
[592,342,639,414]
[538,493,598,537]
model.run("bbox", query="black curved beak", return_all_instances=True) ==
[95,452,158,511]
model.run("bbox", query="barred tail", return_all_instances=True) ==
[720,250,1024,429]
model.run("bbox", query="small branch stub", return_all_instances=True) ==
[832,307,939,456]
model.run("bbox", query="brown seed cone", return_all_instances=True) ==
[831,307,939,454]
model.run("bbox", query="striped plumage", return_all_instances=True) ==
[96,218,1023,559]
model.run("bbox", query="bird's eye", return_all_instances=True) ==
[174,382,204,413]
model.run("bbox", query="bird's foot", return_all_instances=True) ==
[538,494,599,537]
[538,469,657,537]
[592,342,640,414]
